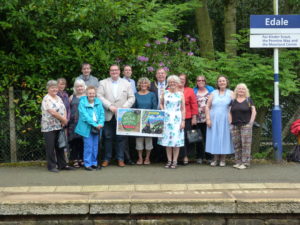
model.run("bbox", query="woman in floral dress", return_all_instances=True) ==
[158,75,185,169]
[194,75,214,164]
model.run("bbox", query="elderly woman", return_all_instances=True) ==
[206,75,234,167]
[230,83,256,169]
[75,86,105,171]
[158,75,185,169]
[193,75,214,164]
[41,80,74,172]
[178,73,198,165]
[68,79,86,168]
[57,78,70,121]
[133,77,157,165]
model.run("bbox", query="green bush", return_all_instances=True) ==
[0,0,299,161]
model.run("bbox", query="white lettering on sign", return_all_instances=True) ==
[265,18,289,26]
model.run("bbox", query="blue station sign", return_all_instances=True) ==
[251,15,300,29]
[250,15,300,48]
[250,15,300,34]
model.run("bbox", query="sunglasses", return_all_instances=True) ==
[197,80,205,82]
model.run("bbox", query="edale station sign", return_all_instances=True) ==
[250,15,300,48]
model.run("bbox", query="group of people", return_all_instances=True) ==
[41,63,256,172]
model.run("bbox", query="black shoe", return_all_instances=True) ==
[49,168,59,173]
[84,166,94,171]
[91,165,101,170]
[183,161,189,166]
[61,166,75,170]
[126,160,135,165]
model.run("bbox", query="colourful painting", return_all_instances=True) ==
[117,108,164,137]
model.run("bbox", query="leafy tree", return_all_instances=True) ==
[0,0,196,83]
[195,0,214,58]
[0,0,299,161]
[0,0,196,160]
[224,0,237,56]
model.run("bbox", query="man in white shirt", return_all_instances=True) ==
[97,65,135,167]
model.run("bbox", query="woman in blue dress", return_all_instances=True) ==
[205,75,234,167]
[158,75,185,169]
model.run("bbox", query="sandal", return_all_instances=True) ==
[165,161,172,168]
[136,159,143,165]
[79,160,84,167]
[143,159,151,165]
[73,160,80,168]
[170,161,177,169]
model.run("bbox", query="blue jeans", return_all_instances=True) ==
[103,117,125,161]
[83,132,100,167]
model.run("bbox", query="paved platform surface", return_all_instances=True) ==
[1,162,300,186]
[1,162,300,216]
[1,183,300,215]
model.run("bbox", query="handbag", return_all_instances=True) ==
[287,145,300,162]
[58,129,67,149]
[186,128,203,143]
[91,126,99,134]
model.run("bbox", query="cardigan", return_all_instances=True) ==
[183,87,198,119]
[75,96,105,138]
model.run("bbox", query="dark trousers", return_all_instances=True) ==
[180,118,192,159]
[103,117,125,161]
[69,138,83,161]
[151,138,167,163]
[124,136,136,162]
[43,130,67,170]
[196,122,212,160]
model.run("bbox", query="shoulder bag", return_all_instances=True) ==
[186,128,203,143]
[58,129,67,149]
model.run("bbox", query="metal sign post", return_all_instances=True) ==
[272,0,282,161]
[250,2,300,161]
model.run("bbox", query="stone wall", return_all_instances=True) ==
[0,215,300,225]
[1,184,300,225]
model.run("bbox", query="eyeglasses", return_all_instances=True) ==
[197,80,205,82]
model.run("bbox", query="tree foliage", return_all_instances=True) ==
[0,0,196,85]
[0,0,299,159]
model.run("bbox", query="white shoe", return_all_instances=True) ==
[210,161,217,167]
[196,158,203,164]
[238,164,247,170]
[219,161,226,167]
[233,164,241,168]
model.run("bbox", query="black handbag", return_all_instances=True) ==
[287,145,300,162]
[186,129,202,143]
[58,129,67,148]
[91,126,99,134]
